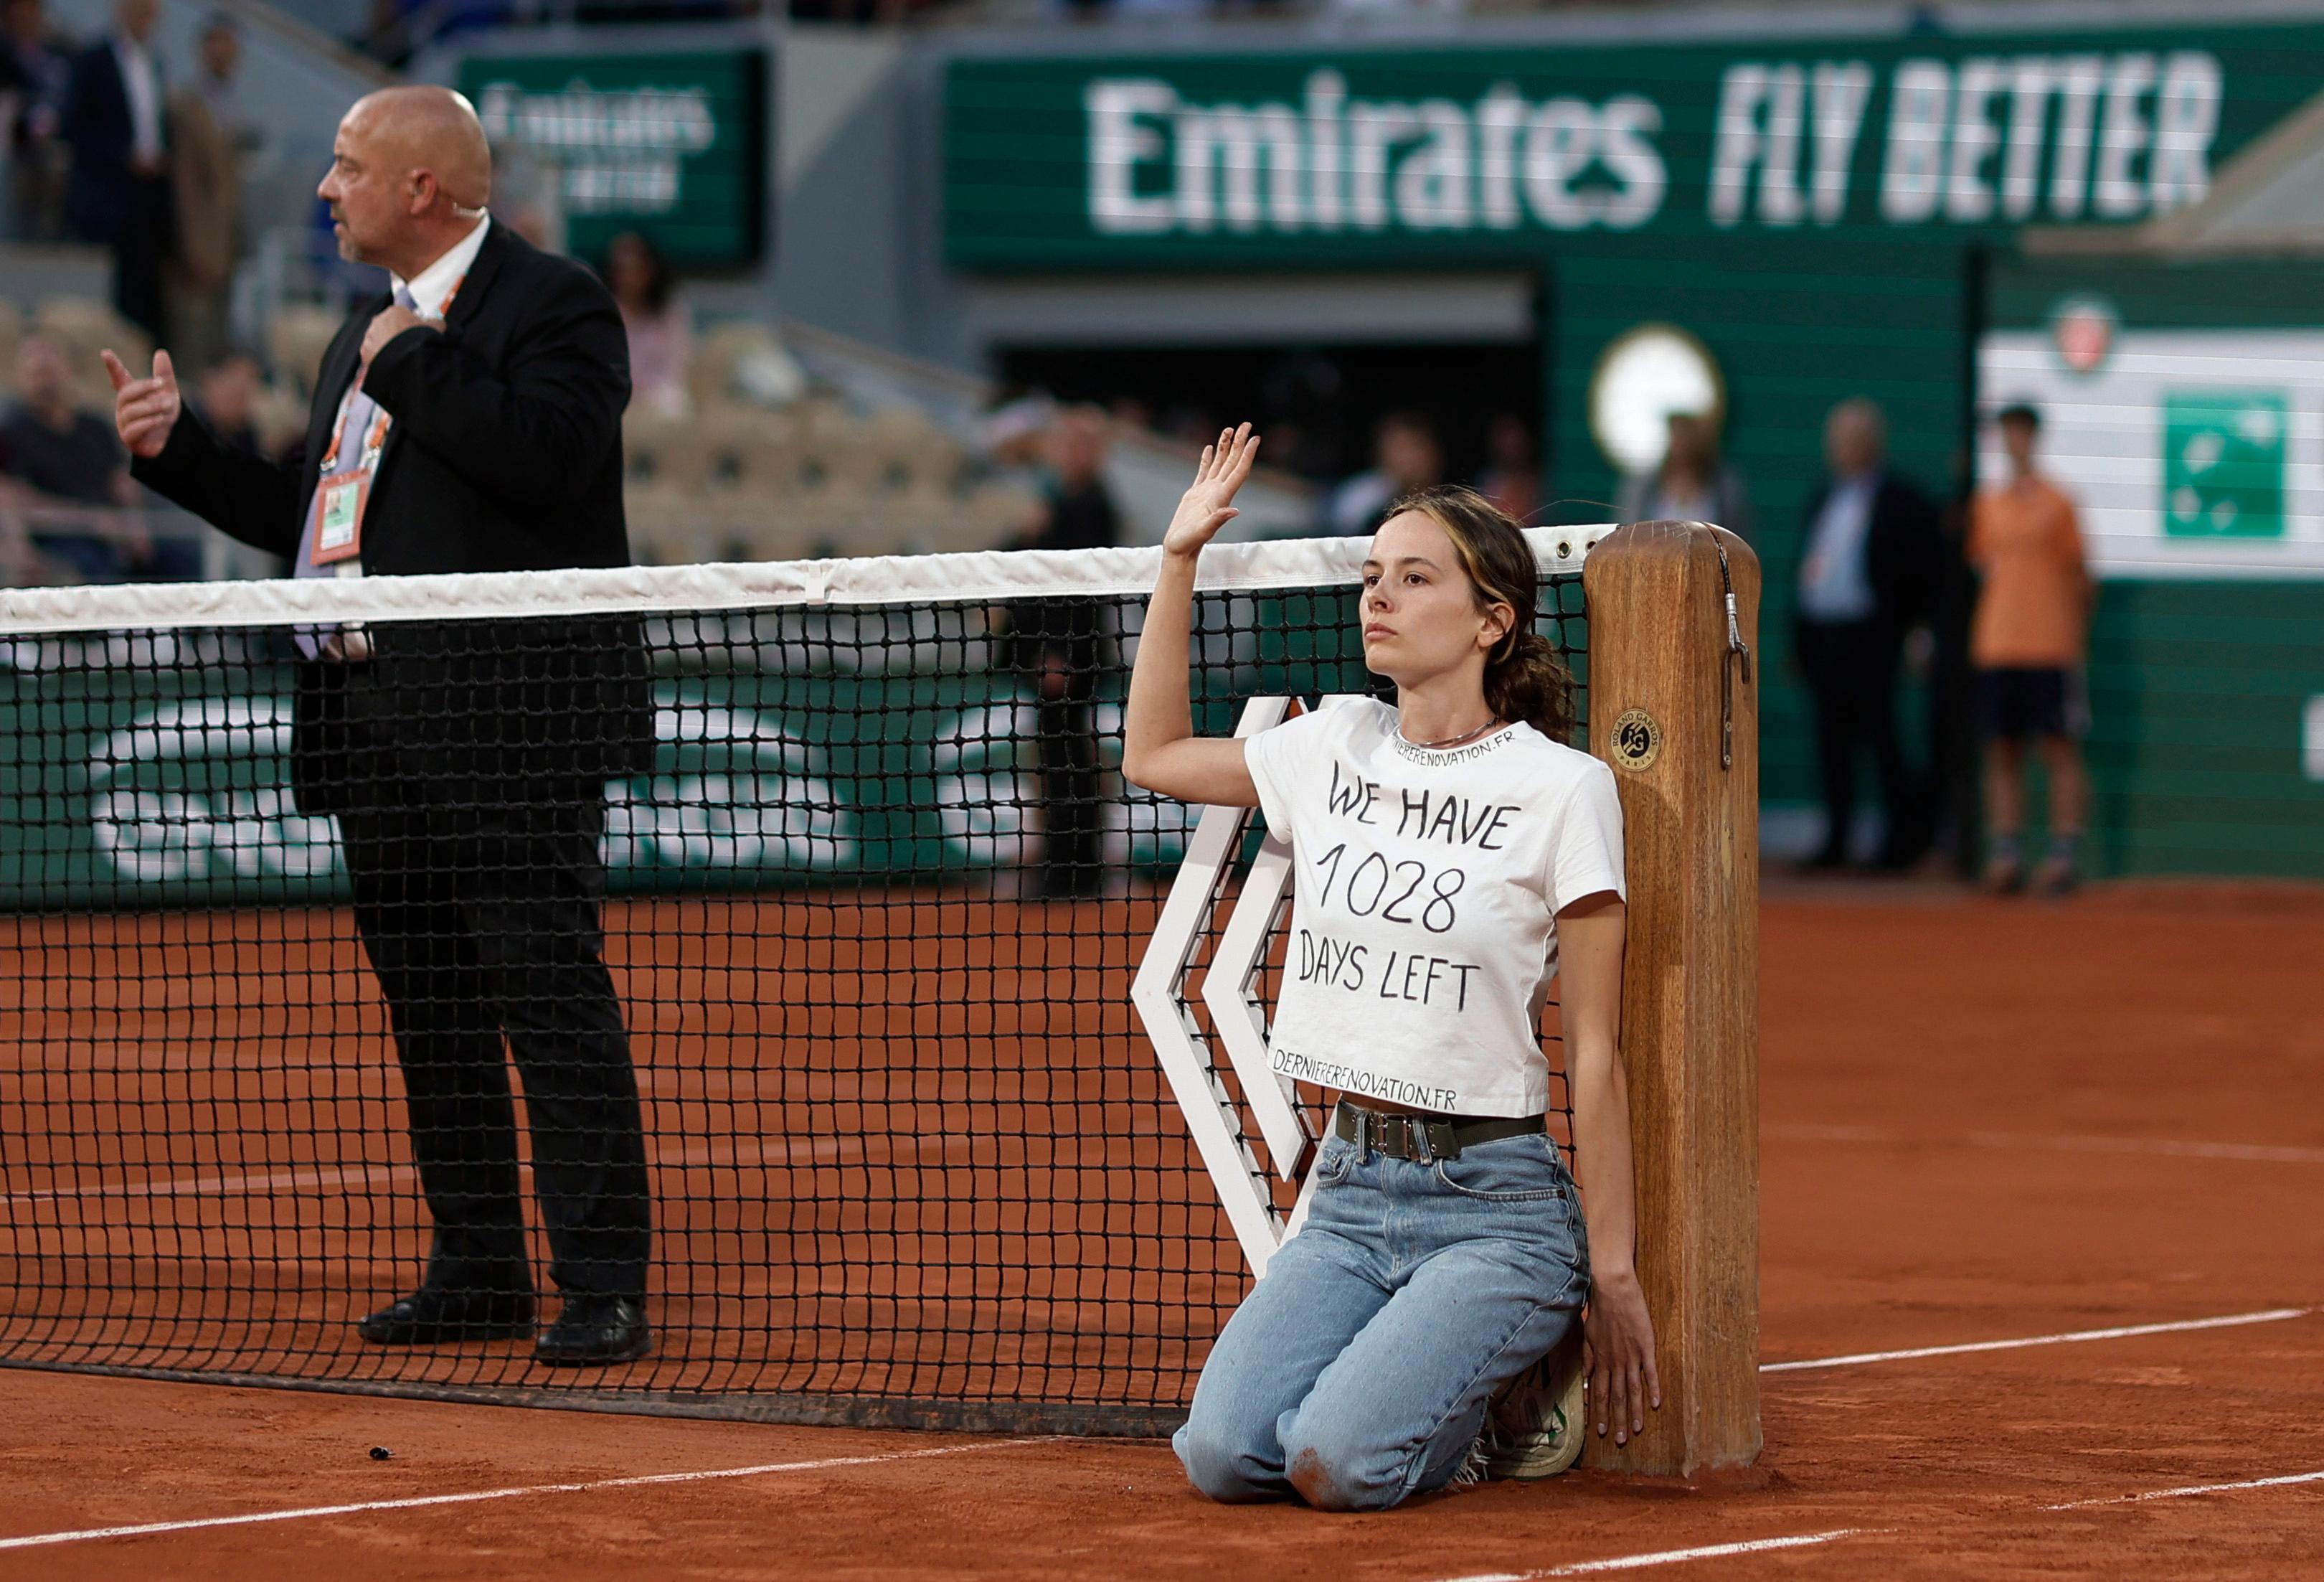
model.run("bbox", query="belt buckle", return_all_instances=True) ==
[1376,1110,1412,1161]
[1425,1120,1458,1162]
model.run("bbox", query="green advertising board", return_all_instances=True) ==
[458,47,767,268]
[0,665,1145,907]
[945,24,2324,268]
[0,596,1381,908]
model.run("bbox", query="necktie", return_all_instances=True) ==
[293,288,416,657]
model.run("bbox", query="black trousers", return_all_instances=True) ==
[334,748,651,1301]
[1036,685,1102,889]
[1016,618,1105,895]
[1796,616,1912,864]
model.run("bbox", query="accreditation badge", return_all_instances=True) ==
[311,471,368,565]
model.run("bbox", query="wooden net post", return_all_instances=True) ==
[1579,520,1762,1477]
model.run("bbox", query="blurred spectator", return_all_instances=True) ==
[192,349,260,457]
[1475,413,1541,523]
[1327,410,1442,535]
[1792,397,1941,871]
[1970,402,2092,896]
[164,14,247,380]
[981,390,1054,483]
[606,230,690,420]
[0,0,72,241]
[63,0,170,338]
[490,136,563,255]
[1617,410,1753,539]
[790,0,913,19]
[1,331,191,580]
[359,0,514,67]
[1014,405,1120,900]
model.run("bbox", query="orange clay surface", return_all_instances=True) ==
[4,881,2322,1580]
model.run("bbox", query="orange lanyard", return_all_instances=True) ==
[320,271,466,472]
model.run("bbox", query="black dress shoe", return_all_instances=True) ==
[534,1294,652,1367]
[358,1284,536,1346]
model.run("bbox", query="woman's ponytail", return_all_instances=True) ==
[1484,627,1576,743]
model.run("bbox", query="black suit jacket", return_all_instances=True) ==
[133,222,653,814]
[62,41,157,240]
[1793,472,1942,646]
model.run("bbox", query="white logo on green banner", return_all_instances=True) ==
[2165,390,2287,539]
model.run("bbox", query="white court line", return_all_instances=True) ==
[1433,1461,2324,1582]
[1761,1307,2311,1373]
[2046,1468,2324,1510]
[1439,1529,1871,1581]
[1769,1123,2324,1166]
[1429,1463,2324,1580]
[0,1437,1035,1552]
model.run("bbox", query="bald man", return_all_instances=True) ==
[106,87,656,1366]
[1792,399,1942,871]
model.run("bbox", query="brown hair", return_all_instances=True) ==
[1382,484,1577,742]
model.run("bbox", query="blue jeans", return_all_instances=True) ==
[1173,1124,1589,1510]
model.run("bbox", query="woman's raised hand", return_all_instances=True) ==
[1163,423,1260,558]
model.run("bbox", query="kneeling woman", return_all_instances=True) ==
[1123,425,1661,1512]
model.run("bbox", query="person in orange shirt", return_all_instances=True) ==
[1969,403,2092,895]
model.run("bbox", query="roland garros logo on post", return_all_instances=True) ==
[1611,707,1662,773]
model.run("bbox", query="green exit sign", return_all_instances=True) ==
[458,47,767,269]
[2164,390,2287,540]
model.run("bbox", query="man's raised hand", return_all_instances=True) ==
[1163,423,1260,559]
[103,349,179,461]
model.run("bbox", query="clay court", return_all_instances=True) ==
[4,880,2320,1578]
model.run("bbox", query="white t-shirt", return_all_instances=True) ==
[1244,697,1626,1119]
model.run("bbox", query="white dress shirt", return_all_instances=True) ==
[1797,472,1880,622]
[392,211,491,320]
[111,34,161,164]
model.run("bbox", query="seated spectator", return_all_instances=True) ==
[1616,410,1754,540]
[0,0,72,242]
[1327,411,1442,535]
[606,230,690,418]
[359,0,512,67]
[1476,413,1541,523]
[193,349,262,456]
[1,332,190,580]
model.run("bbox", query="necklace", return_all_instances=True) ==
[1401,715,1505,751]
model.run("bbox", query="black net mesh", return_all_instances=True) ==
[0,546,1590,1433]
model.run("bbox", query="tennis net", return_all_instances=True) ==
[0,532,1595,1434]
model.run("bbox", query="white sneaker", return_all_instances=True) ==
[1475,1328,1587,1481]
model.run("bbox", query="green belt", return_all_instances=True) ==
[1331,1101,1547,1162]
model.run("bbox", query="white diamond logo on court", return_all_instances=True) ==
[1130,696,1366,1276]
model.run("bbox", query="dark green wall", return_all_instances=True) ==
[2088,581,2324,876]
